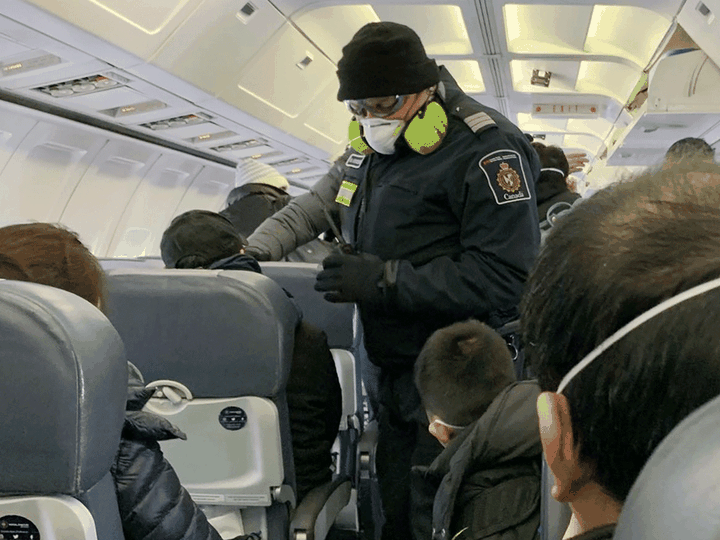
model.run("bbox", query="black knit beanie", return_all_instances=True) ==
[337,22,440,100]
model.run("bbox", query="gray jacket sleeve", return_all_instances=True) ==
[246,150,349,260]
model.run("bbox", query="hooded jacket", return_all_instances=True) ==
[111,363,222,540]
[412,381,542,540]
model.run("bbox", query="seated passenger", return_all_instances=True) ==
[220,160,333,263]
[521,159,720,539]
[412,320,541,540]
[663,136,716,167]
[531,142,581,222]
[160,209,343,502]
[0,223,225,540]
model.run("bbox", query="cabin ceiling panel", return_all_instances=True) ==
[510,59,582,94]
[503,4,671,68]
[151,0,286,98]
[372,4,473,55]
[292,5,380,63]
[441,60,486,93]
[23,0,205,61]
[504,5,594,55]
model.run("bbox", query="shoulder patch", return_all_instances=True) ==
[464,111,496,134]
[345,153,366,169]
[478,150,532,205]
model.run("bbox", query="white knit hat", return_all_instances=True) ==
[234,159,289,190]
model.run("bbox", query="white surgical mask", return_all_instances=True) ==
[359,117,405,155]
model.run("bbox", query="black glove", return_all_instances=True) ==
[314,252,386,307]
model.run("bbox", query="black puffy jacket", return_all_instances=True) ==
[111,363,222,540]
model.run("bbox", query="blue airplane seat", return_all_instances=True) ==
[260,262,364,535]
[0,280,127,540]
[613,392,720,540]
[105,268,351,540]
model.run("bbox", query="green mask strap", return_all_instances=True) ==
[404,101,448,155]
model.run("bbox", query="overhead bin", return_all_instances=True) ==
[151,0,286,98]
[678,0,720,70]
[219,22,342,155]
[606,50,720,166]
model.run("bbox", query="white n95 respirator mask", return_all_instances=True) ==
[359,117,405,155]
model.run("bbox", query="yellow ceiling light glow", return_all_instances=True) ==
[373,5,472,55]
[585,6,671,68]
[576,61,642,104]
[504,4,594,55]
[441,61,485,93]
[294,6,380,63]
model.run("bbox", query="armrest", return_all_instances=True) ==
[290,476,352,540]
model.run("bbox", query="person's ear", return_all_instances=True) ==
[428,418,454,447]
[537,392,584,502]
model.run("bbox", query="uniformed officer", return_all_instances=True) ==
[246,22,541,540]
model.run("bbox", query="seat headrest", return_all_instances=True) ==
[0,281,127,495]
[260,262,355,349]
[613,392,720,539]
[105,269,299,398]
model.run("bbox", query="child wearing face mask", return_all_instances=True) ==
[412,319,542,540]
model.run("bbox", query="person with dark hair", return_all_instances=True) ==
[160,210,342,502]
[0,223,225,540]
[245,22,540,539]
[412,320,541,540]
[521,159,720,540]
[664,136,715,165]
[533,144,581,223]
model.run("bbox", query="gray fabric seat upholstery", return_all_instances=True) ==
[105,268,301,539]
[613,392,720,540]
[0,281,127,540]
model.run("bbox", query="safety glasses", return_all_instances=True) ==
[344,94,406,118]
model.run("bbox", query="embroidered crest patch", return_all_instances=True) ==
[345,153,366,169]
[478,150,532,205]
[335,180,358,207]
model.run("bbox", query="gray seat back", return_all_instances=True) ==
[613,392,720,540]
[260,262,360,532]
[105,269,300,538]
[0,281,127,540]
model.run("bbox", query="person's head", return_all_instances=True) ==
[338,22,442,155]
[535,144,570,179]
[521,160,720,520]
[0,223,106,309]
[415,319,516,446]
[664,137,715,166]
[160,210,246,269]
[234,159,289,191]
